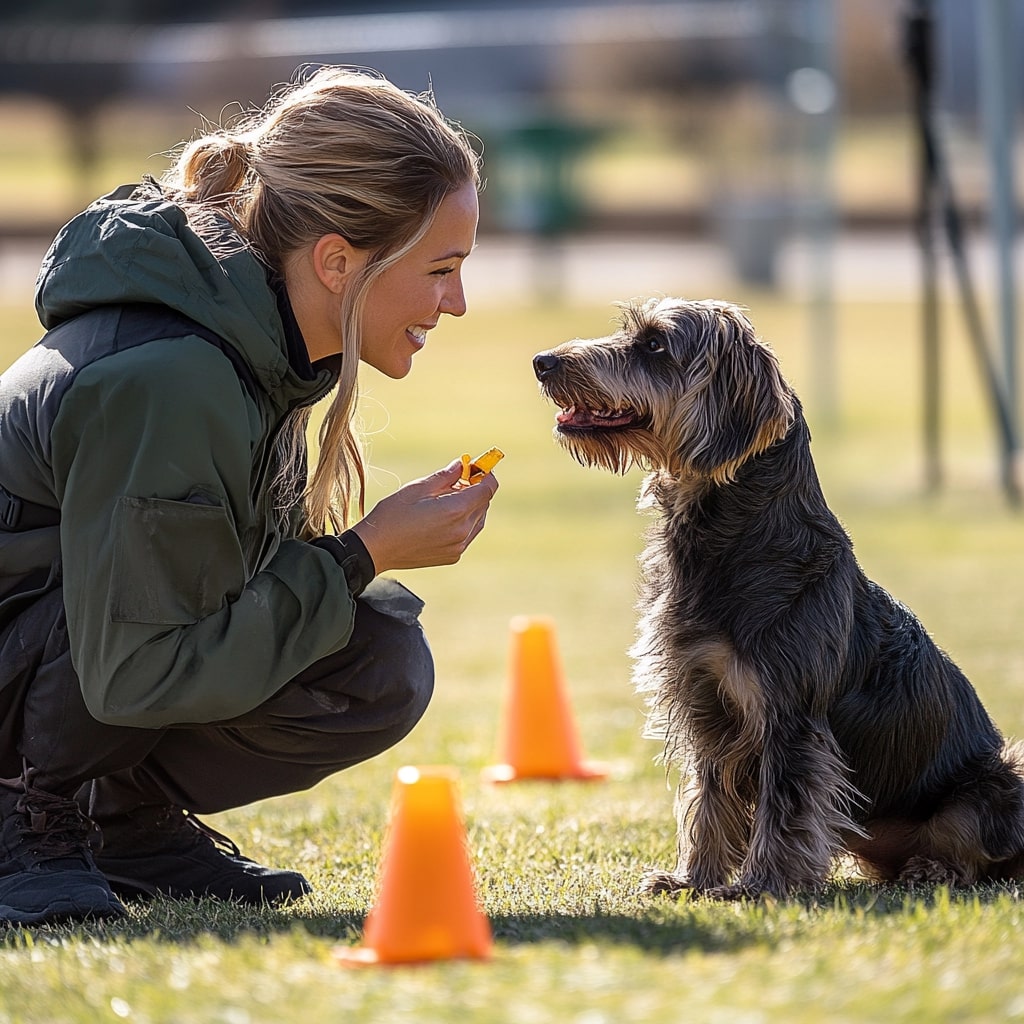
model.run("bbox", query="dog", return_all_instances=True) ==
[533,296,1024,899]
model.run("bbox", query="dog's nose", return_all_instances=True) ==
[533,351,561,381]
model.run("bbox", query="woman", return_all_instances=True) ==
[0,66,497,925]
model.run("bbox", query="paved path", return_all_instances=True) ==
[2,229,1018,309]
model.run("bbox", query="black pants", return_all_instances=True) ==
[1,578,433,816]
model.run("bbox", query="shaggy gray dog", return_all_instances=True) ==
[533,297,1024,899]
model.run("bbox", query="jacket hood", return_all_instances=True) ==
[34,182,296,402]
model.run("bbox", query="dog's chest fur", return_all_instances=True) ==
[630,412,854,767]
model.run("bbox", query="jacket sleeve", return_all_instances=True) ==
[49,337,361,727]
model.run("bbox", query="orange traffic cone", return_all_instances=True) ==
[334,766,493,966]
[482,616,609,783]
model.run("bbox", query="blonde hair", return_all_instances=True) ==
[161,66,481,536]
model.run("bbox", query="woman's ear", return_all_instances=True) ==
[311,233,367,294]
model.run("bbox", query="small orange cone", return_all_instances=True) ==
[334,766,493,966]
[482,616,609,783]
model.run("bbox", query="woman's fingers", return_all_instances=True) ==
[349,462,499,573]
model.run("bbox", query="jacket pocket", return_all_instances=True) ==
[109,495,245,625]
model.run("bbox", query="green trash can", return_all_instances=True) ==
[491,118,602,237]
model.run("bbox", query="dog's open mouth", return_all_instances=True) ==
[556,404,639,431]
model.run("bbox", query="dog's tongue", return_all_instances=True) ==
[557,405,604,428]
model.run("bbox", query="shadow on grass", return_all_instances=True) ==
[0,904,751,957]
[2,879,1020,952]
[487,910,748,953]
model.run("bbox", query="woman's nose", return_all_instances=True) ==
[441,274,468,317]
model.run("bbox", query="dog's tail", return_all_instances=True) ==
[973,737,1024,877]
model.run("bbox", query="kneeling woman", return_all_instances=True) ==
[0,67,497,925]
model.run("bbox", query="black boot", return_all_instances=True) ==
[92,805,311,906]
[0,767,126,925]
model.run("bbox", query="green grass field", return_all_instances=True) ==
[1,290,1023,1023]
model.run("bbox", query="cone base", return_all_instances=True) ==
[333,944,491,968]
[481,761,610,784]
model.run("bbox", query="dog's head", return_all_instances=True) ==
[533,297,795,482]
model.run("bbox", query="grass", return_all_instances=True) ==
[1,290,1023,1023]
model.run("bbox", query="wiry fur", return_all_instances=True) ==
[533,297,1024,899]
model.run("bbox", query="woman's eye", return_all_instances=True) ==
[432,266,456,277]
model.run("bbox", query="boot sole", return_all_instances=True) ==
[102,871,310,906]
[0,889,126,925]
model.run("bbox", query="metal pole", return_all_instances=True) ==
[904,0,942,493]
[800,0,839,433]
[977,0,1020,496]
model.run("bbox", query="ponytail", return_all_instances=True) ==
[168,134,253,208]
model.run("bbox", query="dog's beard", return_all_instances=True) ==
[555,424,638,474]
[553,416,671,474]
[540,383,632,472]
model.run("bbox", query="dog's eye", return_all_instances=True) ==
[643,336,665,354]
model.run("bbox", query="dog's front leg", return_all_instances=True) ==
[717,721,860,899]
[642,756,751,896]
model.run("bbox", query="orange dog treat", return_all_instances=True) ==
[455,447,504,488]
[467,447,504,484]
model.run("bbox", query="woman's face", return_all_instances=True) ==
[359,181,480,379]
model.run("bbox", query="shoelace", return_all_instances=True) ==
[6,772,94,862]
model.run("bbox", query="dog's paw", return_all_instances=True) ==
[703,883,763,902]
[898,856,968,887]
[638,870,691,897]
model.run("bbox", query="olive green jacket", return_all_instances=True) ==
[0,183,362,727]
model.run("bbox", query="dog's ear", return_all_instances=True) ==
[681,305,795,483]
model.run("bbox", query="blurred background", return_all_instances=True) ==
[0,0,1020,501]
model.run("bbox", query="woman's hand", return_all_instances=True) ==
[349,459,499,574]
